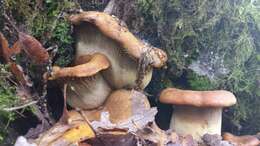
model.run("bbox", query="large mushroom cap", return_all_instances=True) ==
[159,88,236,107]
[49,53,110,80]
[69,11,167,68]
[69,11,167,89]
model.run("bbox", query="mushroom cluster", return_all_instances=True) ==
[47,11,249,145]
[49,11,167,117]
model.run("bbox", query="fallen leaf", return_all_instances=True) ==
[0,32,11,62]
[10,62,33,87]
[34,111,95,146]
[11,41,22,55]
[86,133,138,146]
[61,123,95,143]
[0,33,21,62]
[35,124,71,146]
[18,32,49,64]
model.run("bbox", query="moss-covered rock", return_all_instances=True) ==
[137,0,260,134]
[0,64,19,144]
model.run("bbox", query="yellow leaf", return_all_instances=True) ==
[62,123,95,143]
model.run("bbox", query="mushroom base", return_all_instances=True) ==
[170,106,222,141]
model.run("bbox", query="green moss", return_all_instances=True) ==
[187,71,217,90]
[139,0,260,134]
[5,0,77,66]
[0,64,18,144]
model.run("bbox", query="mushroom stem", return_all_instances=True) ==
[171,106,222,141]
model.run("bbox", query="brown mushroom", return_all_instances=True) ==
[159,88,237,141]
[223,132,260,146]
[69,11,167,89]
[81,89,151,124]
[104,89,151,123]
[50,53,112,110]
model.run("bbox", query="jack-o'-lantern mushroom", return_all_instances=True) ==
[159,88,236,141]
[69,11,167,89]
[49,53,111,109]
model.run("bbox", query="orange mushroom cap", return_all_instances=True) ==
[69,11,167,68]
[159,88,236,107]
[49,53,110,80]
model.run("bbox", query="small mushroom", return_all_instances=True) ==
[69,11,167,89]
[104,89,151,123]
[50,53,112,109]
[159,88,237,141]
[82,89,151,124]
[223,132,260,146]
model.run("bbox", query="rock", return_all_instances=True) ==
[14,136,36,146]
[202,134,233,146]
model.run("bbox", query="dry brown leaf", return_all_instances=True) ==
[11,41,22,55]
[35,111,95,146]
[18,32,49,64]
[0,32,11,62]
[79,143,92,146]
[10,63,33,86]
[223,132,260,146]
[86,133,137,146]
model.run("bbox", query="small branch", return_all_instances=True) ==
[2,101,38,112]
[3,13,19,33]
[104,0,116,14]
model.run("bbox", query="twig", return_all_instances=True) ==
[2,101,38,111]
[3,13,19,33]
[103,0,115,14]
[59,83,70,124]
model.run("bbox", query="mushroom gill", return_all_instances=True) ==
[49,53,112,110]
